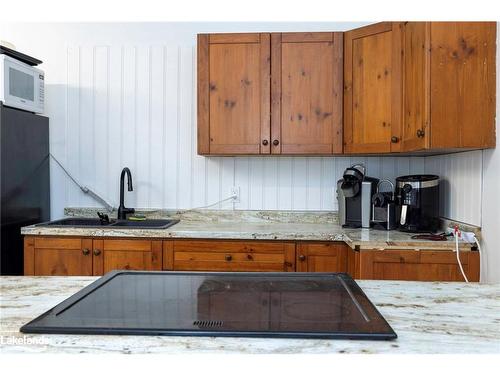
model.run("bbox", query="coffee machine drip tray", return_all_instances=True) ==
[20,271,397,340]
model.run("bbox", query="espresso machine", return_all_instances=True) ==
[337,164,379,228]
[395,174,440,232]
[371,180,397,230]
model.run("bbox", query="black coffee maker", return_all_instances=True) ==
[337,164,379,228]
[395,175,440,232]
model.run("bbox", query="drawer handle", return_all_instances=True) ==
[298,254,306,262]
[247,254,253,260]
[82,248,90,256]
[225,254,232,261]
[93,249,102,256]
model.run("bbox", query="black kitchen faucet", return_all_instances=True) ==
[117,167,135,220]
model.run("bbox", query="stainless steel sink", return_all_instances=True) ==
[37,217,179,229]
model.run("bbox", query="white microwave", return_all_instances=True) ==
[0,55,44,113]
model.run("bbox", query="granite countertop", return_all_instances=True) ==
[20,208,474,251]
[1,276,498,354]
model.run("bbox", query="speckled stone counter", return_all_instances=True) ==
[20,209,474,251]
[1,277,498,354]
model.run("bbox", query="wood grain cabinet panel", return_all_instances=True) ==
[401,22,430,151]
[429,22,496,149]
[92,239,162,276]
[296,242,348,273]
[271,32,343,154]
[198,33,271,155]
[24,237,162,276]
[344,23,402,154]
[28,237,93,276]
[345,21,496,154]
[164,240,295,272]
[357,249,480,282]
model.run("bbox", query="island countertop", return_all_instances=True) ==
[1,276,498,354]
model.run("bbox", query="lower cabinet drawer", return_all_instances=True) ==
[163,240,296,272]
[358,249,480,281]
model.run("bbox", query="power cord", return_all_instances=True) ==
[182,195,238,212]
[452,225,485,283]
[51,153,238,214]
[453,226,469,283]
[49,153,115,212]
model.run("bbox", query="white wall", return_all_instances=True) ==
[425,151,483,226]
[1,22,496,279]
[1,22,429,214]
[479,25,500,283]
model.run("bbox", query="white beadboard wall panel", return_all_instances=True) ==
[0,23,483,224]
[424,151,483,226]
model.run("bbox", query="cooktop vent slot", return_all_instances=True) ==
[193,320,223,328]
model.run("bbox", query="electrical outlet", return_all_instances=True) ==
[230,186,240,203]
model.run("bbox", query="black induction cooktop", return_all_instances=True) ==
[20,271,397,340]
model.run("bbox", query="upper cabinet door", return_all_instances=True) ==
[429,22,496,150]
[401,22,430,151]
[198,33,271,155]
[344,23,403,154]
[271,32,343,155]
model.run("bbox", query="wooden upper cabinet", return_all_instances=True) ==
[345,22,496,154]
[197,33,270,155]
[344,23,403,154]
[428,22,496,150]
[400,22,430,151]
[200,24,496,156]
[197,31,343,156]
[401,22,497,151]
[271,32,343,155]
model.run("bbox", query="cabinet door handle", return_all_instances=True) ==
[82,248,90,256]
[298,254,306,261]
[93,249,101,256]
[262,139,269,146]
[391,136,399,143]
[416,129,425,138]
[273,139,280,146]
[225,254,232,261]
[247,254,253,260]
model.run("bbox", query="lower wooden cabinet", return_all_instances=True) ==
[163,240,296,272]
[24,237,93,276]
[296,242,347,272]
[92,239,162,275]
[24,236,479,281]
[24,237,161,276]
[350,248,480,282]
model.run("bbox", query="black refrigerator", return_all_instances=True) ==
[0,102,50,275]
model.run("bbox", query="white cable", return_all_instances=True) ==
[184,195,237,212]
[454,228,469,283]
[474,236,483,283]
[49,153,115,212]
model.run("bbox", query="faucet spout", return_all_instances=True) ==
[118,167,135,220]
